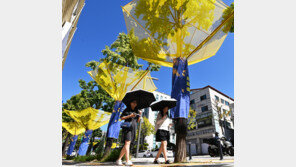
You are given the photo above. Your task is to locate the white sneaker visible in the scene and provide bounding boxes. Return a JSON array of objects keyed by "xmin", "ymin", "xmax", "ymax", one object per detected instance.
[
  {"xmin": 116, "ymin": 159, "xmax": 123, "ymax": 166},
  {"xmin": 125, "ymin": 160, "xmax": 133, "ymax": 166}
]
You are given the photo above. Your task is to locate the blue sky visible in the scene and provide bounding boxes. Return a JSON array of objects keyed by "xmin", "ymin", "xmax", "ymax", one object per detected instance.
[{"xmin": 62, "ymin": 0, "xmax": 234, "ymax": 131}]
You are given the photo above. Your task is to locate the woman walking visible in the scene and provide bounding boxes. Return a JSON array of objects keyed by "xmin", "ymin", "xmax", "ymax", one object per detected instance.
[
  {"xmin": 150, "ymin": 99, "xmax": 177, "ymax": 164},
  {"xmin": 116, "ymin": 99, "xmax": 141, "ymax": 166}
]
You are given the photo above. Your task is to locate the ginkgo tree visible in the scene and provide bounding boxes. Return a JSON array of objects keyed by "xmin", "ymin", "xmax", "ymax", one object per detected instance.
[
  {"xmin": 62, "ymin": 79, "xmax": 114, "ymax": 156},
  {"xmin": 88, "ymin": 60, "xmax": 158, "ymax": 159},
  {"xmin": 63, "ymin": 107, "xmax": 111, "ymax": 156},
  {"xmin": 86, "ymin": 32, "xmax": 161, "ymax": 158},
  {"xmin": 122, "ymin": 0, "xmax": 233, "ymax": 162}
]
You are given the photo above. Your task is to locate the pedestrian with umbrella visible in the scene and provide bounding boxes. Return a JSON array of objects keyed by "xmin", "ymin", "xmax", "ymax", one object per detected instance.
[
  {"xmin": 151, "ymin": 99, "xmax": 177, "ymax": 164},
  {"xmin": 116, "ymin": 89, "xmax": 156, "ymax": 166}
]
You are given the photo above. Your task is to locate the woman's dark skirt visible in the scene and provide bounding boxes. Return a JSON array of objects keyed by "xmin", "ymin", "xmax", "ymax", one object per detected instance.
[
  {"xmin": 122, "ymin": 128, "xmax": 133, "ymax": 142},
  {"xmin": 122, "ymin": 123, "xmax": 136, "ymax": 144},
  {"xmin": 156, "ymin": 129, "xmax": 170, "ymax": 142}
]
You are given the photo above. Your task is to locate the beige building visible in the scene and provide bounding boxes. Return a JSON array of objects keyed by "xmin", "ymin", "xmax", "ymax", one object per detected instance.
[
  {"xmin": 62, "ymin": 0, "xmax": 85, "ymax": 69},
  {"xmin": 187, "ymin": 85, "xmax": 234, "ymax": 155}
]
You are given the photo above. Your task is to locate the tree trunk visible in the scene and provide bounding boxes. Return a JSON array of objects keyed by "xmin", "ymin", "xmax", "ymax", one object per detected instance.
[
  {"xmin": 170, "ymin": 58, "xmax": 190, "ymax": 162},
  {"xmin": 62, "ymin": 132, "xmax": 71, "ymax": 156},
  {"xmin": 219, "ymin": 120, "xmax": 225, "ymax": 136},
  {"xmin": 174, "ymin": 118, "xmax": 187, "ymax": 163},
  {"xmin": 62, "ymin": 128, "xmax": 66, "ymax": 140},
  {"xmin": 102, "ymin": 101, "xmax": 124, "ymax": 158},
  {"xmin": 223, "ymin": 117, "xmax": 228, "ymax": 139},
  {"xmin": 102, "ymin": 137, "xmax": 114, "ymax": 159},
  {"xmin": 67, "ymin": 135, "xmax": 78, "ymax": 156},
  {"xmin": 78, "ymin": 130, "xmax": 93, "ymax": 156},
  {"xmin": 86, "ymin": 136, "xmax": 94, "ymax": 155}
]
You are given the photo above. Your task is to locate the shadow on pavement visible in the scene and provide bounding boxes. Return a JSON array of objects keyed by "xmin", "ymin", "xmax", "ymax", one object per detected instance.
[
  {"xmin": 62, "ymin": 159, "xmax": 233, "ymax": 167},
  {"xmin": 160, "ymin": 165, "xmax": 233, "ymax": 167},
  {"xmin": 62, "ymin": 160, "xmax": 80, "ymax": 166}
]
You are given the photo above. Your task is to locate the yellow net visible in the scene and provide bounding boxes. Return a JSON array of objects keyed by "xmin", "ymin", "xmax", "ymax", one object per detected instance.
[
  {"xmin": 88, "ymin": 61, "xmax": 157, "ymax": 101},
  {"xmin": 62, "ymin": 122, "xmax": 85, "ymax": 135},
  {"xmin": 63, "ymin": 107, "xmax": 111, "ymax": 130},
  {"xmin": 122, "ymin": 0, "xmax": 233, "ymax": 67},
  {"xmin": 111, "ymin": 142, "xmax": 117, "ymax": 149}
]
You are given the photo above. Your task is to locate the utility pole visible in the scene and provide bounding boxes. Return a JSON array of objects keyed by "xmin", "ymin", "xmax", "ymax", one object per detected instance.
[
  {"xmin": 136, "ymin": 117, "xmax": 143, "ymax": 158},
  {"xmin": 223, "ymin": 116, "xmax": 227, "ymax": 139},
  {"xmin": 188, "ymin": 142, "xmax": 192, "ymax": 160}
]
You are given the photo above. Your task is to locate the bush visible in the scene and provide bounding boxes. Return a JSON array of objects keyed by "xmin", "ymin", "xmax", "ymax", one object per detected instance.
[
  {"xmin": 100, "ymin": 148, "xmax": 121, "ymax": 162},
  {"xmin": 73, "ymin": 155, "xmax": 97, "ymax": 162},
  {"xmin": 94, "ymin": 139, "xmax": 105, "ymax": 157},
  {"xmin": 65, "ymin": 156, "xmax": 75, "ymax": 160},
  {"xmin": 100, "ymin": 148, "xmax": 131, "ymax": 162},
  {"xmin": 132, "ymin": 143, "xmax": 149, "ymax": 153},
  {"xmin": 140, "ymin": 143, "xmax": 149, "ymax": 151}
]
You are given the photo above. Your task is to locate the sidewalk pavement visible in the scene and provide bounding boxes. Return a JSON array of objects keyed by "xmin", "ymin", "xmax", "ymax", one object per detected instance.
[{"xmin": 63, "ymin": 155, "xmax": 234, "ymax": 167}]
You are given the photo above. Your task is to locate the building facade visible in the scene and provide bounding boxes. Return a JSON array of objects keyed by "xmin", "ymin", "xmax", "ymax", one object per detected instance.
[
  {"xmin": 142, "ymin": 91, "xmax": 176, "ymax": 150},
  {"xmin": 187, "ymin": 85, "xmax": 234, "ymax": 155},
  {"xmin": 62, "ymin": 0, "xmax": 85, "ymax": 69},
  {"xmin": 229, "ymin": 103, "xmax": 234, "ymax": 125}
]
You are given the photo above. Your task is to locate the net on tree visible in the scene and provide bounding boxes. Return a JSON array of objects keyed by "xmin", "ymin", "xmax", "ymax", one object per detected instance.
[
  {"xmin": 62, "ymin": 121, "xmax": 85, "ymax": 135},
  {"xmin": 63, "ymin": 107, "xmax": 111, "ymax": 130},
  {"xmin": 88, "ymin": 60, "xmax": 157, "ymax": 139},
  {"xmin": 88, "ymin": 60, "xmax": 157, "ymax": 101},
  {"xmin": 122, "ymin": 0, "xmax": 233, "ymax": 67}
]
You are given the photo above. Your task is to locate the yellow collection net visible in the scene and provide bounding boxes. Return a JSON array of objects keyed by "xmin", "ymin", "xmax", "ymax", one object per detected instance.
[
  {"xmin": 122, "ymin": 0, "xmax": 233, "ymax": 67},
  {"xmin": 88, "ymin": 61, "xmax": 157, "ymax": 101},
  {"xmin": 62, "ymin": 121, "xmax": 85, "ymax": 135},
  {"xmin": 63, "ymin": 107, "xmax": 111, "ymax": 130}
]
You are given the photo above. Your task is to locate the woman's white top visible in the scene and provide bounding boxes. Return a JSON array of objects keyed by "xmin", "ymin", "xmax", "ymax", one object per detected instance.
[
  {"xmin": 158, "ymin": 117, "xmax": 170, "ymax": 131},
  {"xmin": 155, "ymin": 113, "xmax": 171, "ymax": 131}
]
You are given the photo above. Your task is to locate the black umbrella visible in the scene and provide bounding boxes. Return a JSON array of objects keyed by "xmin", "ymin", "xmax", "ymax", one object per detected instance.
[
  {"xmin": 150, "ymin": 99, "xmax": 177, "ymax": 111},
  {"xmin": 122, "ymin": 89, "xmax": 156, "ymax": 110}
]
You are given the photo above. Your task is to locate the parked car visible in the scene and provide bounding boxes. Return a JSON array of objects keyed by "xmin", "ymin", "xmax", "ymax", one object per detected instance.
[
  {"xmin": 150, "ymin": 149, "xmax": 174, "ymax": 157},
  {"xmin": 137, "ymin": 150, "xmax": 152, "ymax": 158}
]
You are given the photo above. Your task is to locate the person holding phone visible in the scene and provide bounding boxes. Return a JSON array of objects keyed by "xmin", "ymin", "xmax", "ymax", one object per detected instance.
[{"xmin": 116, "ymin": 99, "xmax": 142, "ymax": 166}]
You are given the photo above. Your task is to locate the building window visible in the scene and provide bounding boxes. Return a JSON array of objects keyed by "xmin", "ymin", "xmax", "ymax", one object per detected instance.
[
  {"xmin": 215, "ymin": 95, "xmax": 219, "ymax": 102},
  {"xmin": 221, "ymin": 99, "xmax": 225, "ymax": 104},
  {"xmin": 200, "ymin": 94, "xmax": 207, "ymax": 101},
  {"xmin": 190, "ymin": 99, "xmax": 196, "ymax": 109},
  {"xmin": 197, "ymin": 118, "xmax": 212, "ymax": 128},
  {"xmin": 225, "ymin": 101, "xmax": 229, "ymax": 106},
  {"xmin": 201, "ymin": 106, "xmax": 208, "ymax": 112}
]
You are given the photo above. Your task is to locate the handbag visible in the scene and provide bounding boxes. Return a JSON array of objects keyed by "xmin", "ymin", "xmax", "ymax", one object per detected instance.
[{"xmin": 120, "ymin": 122, "xmax": 132, "ymax": 129}]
